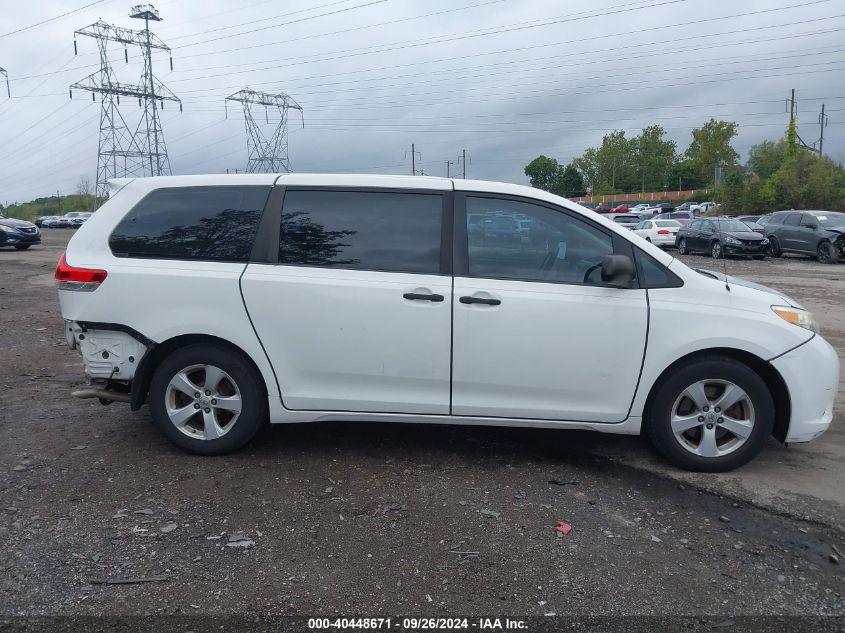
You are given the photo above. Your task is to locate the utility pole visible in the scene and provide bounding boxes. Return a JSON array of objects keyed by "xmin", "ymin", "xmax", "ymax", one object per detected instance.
[
  {"xmin": 458, "ymin": 148, "xmax": 470, "ymax": 179},
  {"xmin": 226, "ymin": 88, "xmax": 304, "ymax": 173},
  {"xmin": 445, "ymin": 160, "xmax": 455, "ymax": 177},
  {"xmin": 818, "ymin": 104, "xmax": 828, "ymax": 157},
  {"xmin": 70, "ymin": 4, "xmax": 181, "ymax": 199},
  {"xmin": 405, "ymin": 144, "xmax": 421, "ymax": 175},
  {"xmin": 786, "ymin": 89, "xmax": 819, "ymax": 155},
  {"xmin": 0, "ymin": 67, "xmax": 9, "ymax": 98}
]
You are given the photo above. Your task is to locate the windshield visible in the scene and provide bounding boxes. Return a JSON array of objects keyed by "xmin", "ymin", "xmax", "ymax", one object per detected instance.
[
  {"xmin": 815, "ymin": 213, "xmax": 845, "ymax": 227},
  {"xmin": 713, "ymin": 219, "xmax": 753, "ymax": 232}
]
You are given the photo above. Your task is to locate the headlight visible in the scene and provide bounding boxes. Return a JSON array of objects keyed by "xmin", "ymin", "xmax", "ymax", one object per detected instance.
[
  {"xmin": 724, "ymin": 236, "xmax": 741, "ymax": 245},
  {"xmin": 772, "ymin": 305, "xmax": 819, "ymax": 333},
  {"xmin": 0, "ymin": 224, "xmax": 18, "ymax": 233}
]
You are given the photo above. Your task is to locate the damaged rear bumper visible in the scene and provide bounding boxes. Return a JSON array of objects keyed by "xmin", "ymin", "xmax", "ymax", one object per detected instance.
[{"xmin": 64, "ymin": 320, "xmax": 152, "ymax": 384}]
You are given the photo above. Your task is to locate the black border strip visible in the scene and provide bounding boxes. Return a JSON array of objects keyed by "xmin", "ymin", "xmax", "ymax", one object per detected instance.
[{"xmin": 76, "ymin": 321, "xmax": 157, "ymax": 348}]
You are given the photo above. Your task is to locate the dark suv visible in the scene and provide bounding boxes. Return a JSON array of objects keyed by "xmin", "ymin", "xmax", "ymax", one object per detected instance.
[{"xmin": 765, "ymin": 210, "xmax": 845, "ymax": 264}]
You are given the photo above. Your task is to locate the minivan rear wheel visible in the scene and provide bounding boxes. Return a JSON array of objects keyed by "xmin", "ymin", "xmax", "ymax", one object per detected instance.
[
  {"xmin": 644, "ymin": 357, "xmax": 774, "ymax": 472},
  {"xmin": 148, "ymin": 344, "xmax": 267, "ymax": 455}
]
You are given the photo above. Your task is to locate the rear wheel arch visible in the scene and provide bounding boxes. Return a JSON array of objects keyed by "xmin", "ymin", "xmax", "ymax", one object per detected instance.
[
  {"xmin": 642, "ymin": 347, "xmax": 791, "ymax": 443},
  {"xmin": 131, "ymin": 334, "xmax": 269, "ymax": 411}
]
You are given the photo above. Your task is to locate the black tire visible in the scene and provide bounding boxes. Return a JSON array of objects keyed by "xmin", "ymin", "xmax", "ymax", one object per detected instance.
[
  {"xmin": 14, "ymin": 244, "xmax": 31, "ymax": 250},
  {"xmin": 645, "ymin": 237, "xmax": 652, "ymax": 242},
  {"xmin": 710, "ymin": 241, "xmax": 722, "ymax": 259},
  {"xmin": 644, "ymin": 357, "xmax": 775, "ymax": 472},
  {"xmin": 678, "ymin": 238, "xmax": 688, "ymax": 255},
  {"xmin": 148, "ymin": 343, "xmax": 267, "ymax": 455},
  {"xmin": 768, "ymin": 236, "xmax": 782, "ymax": 258},
  {"xmin": 817, "ymin": 241, "xmax": 836, "ymax": 264}
]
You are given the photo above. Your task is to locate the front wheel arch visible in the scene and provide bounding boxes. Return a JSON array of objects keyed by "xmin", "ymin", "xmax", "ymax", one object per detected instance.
[
  {"xmin": 131, "ymin": 334, "xmax": 269, "ymax": 411},
  {"xmin": 642, "ymin": 347, "xmax": 791, "ymax": 443}
]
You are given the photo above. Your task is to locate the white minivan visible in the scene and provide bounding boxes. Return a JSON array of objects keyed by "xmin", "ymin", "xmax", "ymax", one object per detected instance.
[{"xmin": 57, "ymin": 174, "xmax": 838, "ymax": 471}]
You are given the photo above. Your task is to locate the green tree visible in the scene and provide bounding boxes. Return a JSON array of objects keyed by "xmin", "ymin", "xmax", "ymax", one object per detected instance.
[
  {"xmin": 667, "ymin": 159, "xmax": 707, "ymax": 191},
  {"xmin": 747, "ymin": 140, "xmax": 787, "ymax": 180},
  {"xmin": 554, "ymin": 163, "xmax": 584, "ymax": 197},
  {"xmin": 684, "ymin": 119, "xmax": 740, "ymax": 186},
  {"xmin": 574, "ymin": 130, "xmax": 638, "ymax": 195},
  {"xmin": 633, "ymin": 125, "xmax": 676, "ymax": 192},
  {"xmin": 524, "ymin": 155, "xmax": 563, "ymax": 192}
]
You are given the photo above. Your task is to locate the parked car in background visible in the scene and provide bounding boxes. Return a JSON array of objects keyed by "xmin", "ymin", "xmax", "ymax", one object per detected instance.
[
  {"xmin": 676, "ymin": 218, "xmax": 768, "ymax": 259},
  {"xmin": 611, "ymin": 203, "xmax": 632, "ymax": 213},
  {"xmin": 606, "ymin": 213, "xmax": 641, "ymax": 229},
  {"xmin": 655, "ymin": 211, "xmax": 695, "ymax": 226},
  {"xmin": 676, "ymin": 202, "xmax": 699, "ymax": 212},
  {"xmin": 632, "ymin": 219, "xmax": 681, "ymax": 247},
  {"xmin": 35, "ymin": 215, "xmax": 56, "ymax": 227},
  {"xmin": 628, "ymin": 203, "xmax": 651, "ymax": 214},
  {"xmin": 698, "ymin": 202, "xmax": 719, "ymax": 214},
  {"xmin": 765, "ymin": 210, "xmax": 845, "ymax": 264},
  {"xmin": 65, "ymin": 211, "xmax": 93, "ymax": 228},
  {"xmin": 56, "ymin": 173, "xmax": 838, "ymax": 472},
  {"xmin": 736, "ymin": 214, "xmax": 772, "ymax": 227},
  {"xmin": 594, "ymin": 203, "xmax": 614, "ymax": 214},
  {"xmin": 740, "ymin": 221, "xmax": 766, "ymax": 236},
  {"xmin": 0, "ymin": 212, "xmax": 41, "ymax": 249}
]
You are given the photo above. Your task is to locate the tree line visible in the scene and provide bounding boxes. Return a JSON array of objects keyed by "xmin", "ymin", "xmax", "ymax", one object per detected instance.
[{"xmin": 524, "ymin": 118, "xmax": 845, "ymax": 212}]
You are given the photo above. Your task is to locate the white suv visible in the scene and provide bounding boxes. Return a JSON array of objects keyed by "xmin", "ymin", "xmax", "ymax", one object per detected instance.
[{"xmin": 57, "ymin": 174, "xmax": 838, "ymax": 471}]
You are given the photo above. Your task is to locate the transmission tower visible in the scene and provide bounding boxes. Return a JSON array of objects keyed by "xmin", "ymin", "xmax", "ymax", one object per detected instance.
[
  {"xmin": 225, "ymin": 88, "xmax": 304, "ymax": 173},
  {"xmin": 0, "ymin": 67, "xmax": 9, "ymax": 98},
  {"xmin": 70, "ymin": 4, "xmax": 180, "ymax": 198}
]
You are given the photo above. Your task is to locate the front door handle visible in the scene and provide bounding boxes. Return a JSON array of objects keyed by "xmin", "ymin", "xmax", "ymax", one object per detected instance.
[
  {"xmin": 459, "ymin": 296, "xmax": 501, "ymax": 306},
  {"xmin": 403, "ymin": 292, "xmax": 444, "ymax": 302}
]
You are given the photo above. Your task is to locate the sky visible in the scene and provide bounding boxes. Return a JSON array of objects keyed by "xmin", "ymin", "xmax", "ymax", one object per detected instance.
[{"xmin": 0, "ymin": 0, "xmax": 844, "ymax": 203}]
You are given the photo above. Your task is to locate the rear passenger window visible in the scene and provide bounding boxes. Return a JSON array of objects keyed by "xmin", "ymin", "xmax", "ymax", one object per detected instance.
[
  {"xmin": 784, "ymin": 213, "xmax": 801, "ymax": 227},
  {"xmin": 278, "ymin": 190, "xmax": 442, "ymax": 274},
  {"xmin": 109, "ymin": 186, "xmax": 270, "ymax": 261}
]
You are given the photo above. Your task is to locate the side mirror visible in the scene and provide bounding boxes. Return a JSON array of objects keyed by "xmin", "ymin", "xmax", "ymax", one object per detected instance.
[{"xmin": 601, "ymin": 254, "xmax": 636, "ymax": 287}]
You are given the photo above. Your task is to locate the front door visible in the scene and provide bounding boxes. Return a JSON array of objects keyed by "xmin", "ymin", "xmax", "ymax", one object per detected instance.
[
  {"xmin": 241, "ymin": 188, "xmax": 453, "ymax": 414},
  {"xmin": 451, "ymin": 193, "xmax": 648, "ymax": 423}
]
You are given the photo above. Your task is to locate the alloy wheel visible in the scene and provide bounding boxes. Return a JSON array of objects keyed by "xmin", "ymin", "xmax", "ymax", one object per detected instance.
[
  {"xmin": 818, "ymin": 241, "xmax": 834, "ymax": 264},
  {"xmin": 670, "ymin": 379, "xmax": 755, "ymax": 458},
  {"xmin": 164, "ymin": 364, "xmax": 242, "ymax": 440},
  {"xmin": 711, "ymin": 242, "xmax": 722, "ymax": 259}
]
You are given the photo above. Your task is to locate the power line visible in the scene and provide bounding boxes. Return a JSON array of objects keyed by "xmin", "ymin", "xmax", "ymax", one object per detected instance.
[{"xmin": 0, "ymin": 1, "xmax": 109, "ymax": 39}]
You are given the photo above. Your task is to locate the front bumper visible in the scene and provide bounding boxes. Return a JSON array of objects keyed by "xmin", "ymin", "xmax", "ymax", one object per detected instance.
[
  {"xmin": 723, "ymin": 241, "xmax": 767, "ymax": 256},
  {"xmin": 0, "ymin": 230, "xmax": 41, "ymax": 246},
  {"xmin": 770, "ymin": 333, "xmax": 839, "ymax": 443}
]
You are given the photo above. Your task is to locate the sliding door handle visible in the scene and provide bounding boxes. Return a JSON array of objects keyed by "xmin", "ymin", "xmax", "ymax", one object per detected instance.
[
  {"xmin": 403, "ymin": 292, "xmax": 445, "ymax": 302},
  {"xmin": 459, "ymin": 296, "xmax": 501, "ymax": 306}
]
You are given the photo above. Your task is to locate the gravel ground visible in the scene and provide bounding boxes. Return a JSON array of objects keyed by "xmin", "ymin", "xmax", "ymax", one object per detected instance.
[{"xmin": 1, "ymin": 232, "xmax": 843, "ymax": 619}]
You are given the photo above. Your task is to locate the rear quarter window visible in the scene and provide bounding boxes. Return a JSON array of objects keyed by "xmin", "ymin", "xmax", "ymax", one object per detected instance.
[{"xmin": 109, "ymin": 186, "xmax": 270, "ymax": 261}]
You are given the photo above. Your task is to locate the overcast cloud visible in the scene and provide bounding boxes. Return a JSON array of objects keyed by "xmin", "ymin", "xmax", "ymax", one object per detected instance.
[{"xmin": 1, "ymin": 0, "xmax": 843, "ymax": 203}]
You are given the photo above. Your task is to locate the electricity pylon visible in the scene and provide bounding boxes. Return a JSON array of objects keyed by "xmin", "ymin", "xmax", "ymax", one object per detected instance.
[
  {"xmin": 225, "ymin": 88, "xmax": 304, "ymax": 173},
  {"xmin": 0, "ymin": 67, "xmax": 9, "ymax": 98},
  {"xmin": 70, "ymin": 4, "xmax": 180, "ymax": 198}
]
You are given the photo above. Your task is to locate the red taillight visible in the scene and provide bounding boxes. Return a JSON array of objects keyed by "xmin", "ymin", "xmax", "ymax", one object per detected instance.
[
  {"xmin": 55, "ymin": 252, "xmax": 107, "ymax": 288},
  {"xmin": 657, "ymin": 229, "xmax": 670, "ymax": 235}
]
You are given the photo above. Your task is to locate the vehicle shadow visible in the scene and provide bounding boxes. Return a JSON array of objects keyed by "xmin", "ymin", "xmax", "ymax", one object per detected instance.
[{"xmin": 246, "ymin": 418, "xmax": 645, "ymax": 468}]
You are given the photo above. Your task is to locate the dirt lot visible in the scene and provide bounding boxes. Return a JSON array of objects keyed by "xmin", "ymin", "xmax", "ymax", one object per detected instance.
[{"xmin": 1, "ymin": 231, "xmax": 843, "ymax": 620}]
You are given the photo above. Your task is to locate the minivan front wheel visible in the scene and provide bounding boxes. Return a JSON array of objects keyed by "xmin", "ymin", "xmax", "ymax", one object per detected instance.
[
  {"xmin": 644, "ymin": 357, "xmax": 774, "ymax": 472},
  {"xmin": 149, "ymin": 344, "xmax": 267, "ymax": 455}
]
